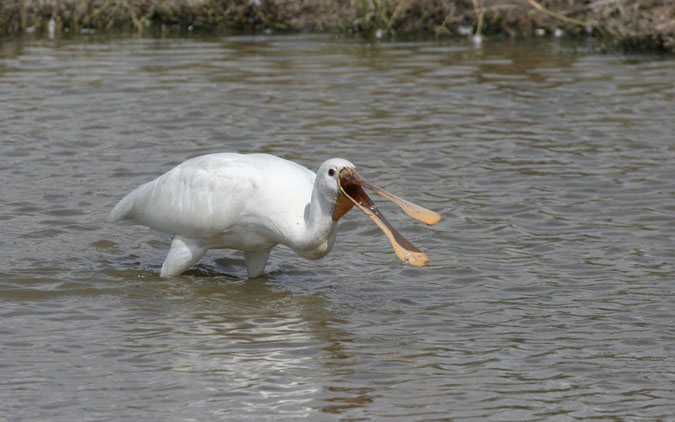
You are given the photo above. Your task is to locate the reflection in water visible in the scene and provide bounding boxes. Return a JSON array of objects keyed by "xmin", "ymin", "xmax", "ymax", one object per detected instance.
[
  {"xmin": 1, "ymin": 35, "xmax": 674, "ymax": 420},
  {"xmin": 119, "ymin": 275, "xmax": 368, "ymax": 417}
]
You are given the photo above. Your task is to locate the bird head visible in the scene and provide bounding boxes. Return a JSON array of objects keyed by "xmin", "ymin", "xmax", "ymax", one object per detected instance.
[{"xmin": 317, "ymin": 158, "xmax": 440, "ymax": 267}]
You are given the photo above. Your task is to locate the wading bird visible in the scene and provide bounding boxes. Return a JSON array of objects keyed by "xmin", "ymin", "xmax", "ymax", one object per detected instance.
[{"xmin": 108, "ymin": 153, "xmax": 440, "ymax": 278}]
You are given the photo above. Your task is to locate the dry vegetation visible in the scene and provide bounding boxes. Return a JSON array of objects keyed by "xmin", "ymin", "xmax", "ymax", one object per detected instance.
[{"xmin": 1, "ymin": 0, "xmax": 673, "ymax": 51}]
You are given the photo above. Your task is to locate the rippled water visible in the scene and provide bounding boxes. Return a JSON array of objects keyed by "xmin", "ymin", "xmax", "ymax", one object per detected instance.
[{"xmin": 1, "ymin": 34, "xmax": 674, "ymax": 420}]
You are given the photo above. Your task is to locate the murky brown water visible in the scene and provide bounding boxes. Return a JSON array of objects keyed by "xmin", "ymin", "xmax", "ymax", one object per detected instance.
[{"xmin": 1, "ymin": 34, "xmax": 674, "ymax": 420}]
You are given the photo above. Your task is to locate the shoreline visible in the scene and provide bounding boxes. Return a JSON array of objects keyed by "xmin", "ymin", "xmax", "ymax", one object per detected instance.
[{"xmin": 1, "ymin": 0, "xmax": 673, "ymax": 52}]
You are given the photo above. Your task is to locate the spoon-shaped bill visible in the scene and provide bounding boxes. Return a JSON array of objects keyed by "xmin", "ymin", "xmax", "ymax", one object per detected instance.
[
  {"xmin": 340, "ymin": 169, "xmax": 440, "ymax": 225},
  {"xmin": 338, "ymin": 170, "xmax": 430, "ymax": 267}
]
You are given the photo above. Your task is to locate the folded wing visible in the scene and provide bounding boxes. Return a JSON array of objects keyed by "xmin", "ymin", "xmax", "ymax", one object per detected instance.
[{"xmin": 107, "ymin": 155, "xmax": 262, "ymax": 239}]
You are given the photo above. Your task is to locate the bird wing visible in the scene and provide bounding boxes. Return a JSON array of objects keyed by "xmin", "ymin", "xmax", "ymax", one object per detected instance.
[{"xmin": 108, "ymin": 154, "xmax": 266, "ymax": 238}]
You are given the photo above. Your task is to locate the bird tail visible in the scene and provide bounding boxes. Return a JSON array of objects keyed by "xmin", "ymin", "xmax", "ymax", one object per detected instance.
[{"xmin": 107, "ymin": 191, "xmax": 136, "ymax": 223}]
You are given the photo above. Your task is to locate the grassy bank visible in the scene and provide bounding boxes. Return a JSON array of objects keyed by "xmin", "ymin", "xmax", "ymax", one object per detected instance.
[{"xmin": 1, "ymin": 0, "xmax": 673, "ymax": 51}]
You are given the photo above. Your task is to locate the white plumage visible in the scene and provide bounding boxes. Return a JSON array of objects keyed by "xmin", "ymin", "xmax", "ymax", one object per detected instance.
[{"xmin": 108, "ymin": 153, "xmax": 439, "ymax": 278}]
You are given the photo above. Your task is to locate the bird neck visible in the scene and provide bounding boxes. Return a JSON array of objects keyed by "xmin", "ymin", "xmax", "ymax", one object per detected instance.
[{"xmin": 290, "ymin": 186, "xmax": 338, "ymax": 260}]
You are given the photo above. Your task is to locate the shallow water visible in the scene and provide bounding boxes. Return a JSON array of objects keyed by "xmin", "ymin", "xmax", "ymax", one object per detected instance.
[{"xmin": 1, "ymin": 34, "xmax": 674, "ymax": 421}]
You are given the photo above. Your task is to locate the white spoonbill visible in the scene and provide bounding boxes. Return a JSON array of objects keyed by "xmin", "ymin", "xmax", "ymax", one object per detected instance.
[{"xmin": 108, "ymin": 153, "xmax": 440, "ymax": 278}]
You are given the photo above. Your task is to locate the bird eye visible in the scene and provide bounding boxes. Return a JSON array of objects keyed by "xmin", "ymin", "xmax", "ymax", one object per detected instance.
[{"xmin": 328, "ymin": 169, "xmax": 336, "ymax": 177}]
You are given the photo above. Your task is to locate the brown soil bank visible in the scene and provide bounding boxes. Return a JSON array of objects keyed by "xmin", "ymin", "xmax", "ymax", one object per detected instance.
[{"xmin": 1, "ymin": 0, "xmax": 673, "ymax": 52}]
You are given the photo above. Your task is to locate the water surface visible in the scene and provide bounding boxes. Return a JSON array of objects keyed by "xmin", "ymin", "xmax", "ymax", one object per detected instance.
[{"xmin": 1, "ymin": 34, "xmax": 674, "ymax": 420}]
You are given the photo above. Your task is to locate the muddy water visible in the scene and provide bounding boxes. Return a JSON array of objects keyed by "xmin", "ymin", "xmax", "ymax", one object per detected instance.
[{"xmin": 1, "ymin": 35, "xmax": 674, "ymax": 420}]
